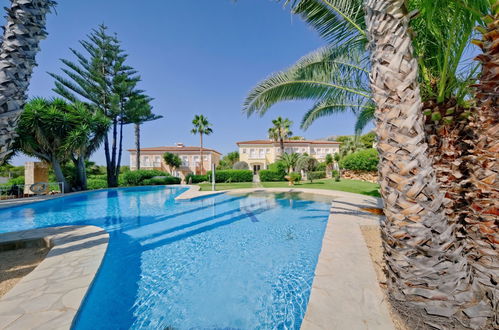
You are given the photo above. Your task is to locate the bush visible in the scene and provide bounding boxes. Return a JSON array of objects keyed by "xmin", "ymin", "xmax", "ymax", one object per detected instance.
[
  {"xmin": 185, "ymin": 174, "xmax": 209, "ymax": 184},
  {"xmin": 308, "ymin": 171, "xmax": 326, "ymax": 181},
  {"xmin": 315, "ymin": 162, "xmax": 327, "ymax": 171},
  {"xmin": 87, "ymin": 178, "xmax": 108, "ymax": 190},
  {"xmin": 88, "ymin": 174, "xmax": 107, "ymax": 181},
  {"xmin": 332, "ymin": 170, "xmax": 339, "ymax": 178},
  {"xmin": 288, "ymin": 172, "xmax": 302, "ymax": 182},
  {"xmin": 207, "ymin": 170, "xmax": 252, "ymax": 183},
  {"xmin": 232, "ymin": 161, "xmax": 249, "ymax": 170},
  {"xmin": 122, "ymin": 170, "xmax": 170, "ymax": 186},
  {"xmin": 7, "ymin": 176, "xmax": 24, "ymax": 185},
  {"xmin": 143, "ymin": 177, "xmax": 181, "ymax": 185},
  {"xmin": 268, "ymin": 161, "xmax": 287, "ymax": 175},
  {"xmin": 340, "ymin": 149, "xmax": 379, "ymax": 171},
  {"xmin": 259, "ymin": 170, "xmax": 285, "ymax": 182}
]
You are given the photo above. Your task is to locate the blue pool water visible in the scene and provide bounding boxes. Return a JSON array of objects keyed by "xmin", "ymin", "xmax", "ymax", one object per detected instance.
[{"xmin": 0, "ymin": 186, "xmax": 331, "ymax": 329}]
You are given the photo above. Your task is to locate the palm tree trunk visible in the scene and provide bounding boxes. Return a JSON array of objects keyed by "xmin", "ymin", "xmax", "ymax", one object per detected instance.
[
  {"xmin": 365, "ymin": 0, "xmax": 474, "ymax": 327},
  {"xmin": 135, "ymin": 123, "xmax": 141, "ymax": 170},
  {"xmin": 76, "ymin": 156, "xmax": 87, "ymax": 191},
  {"xmin": 0, "ymin": 0, "xmax": 56, "ymax": 164},
  {"xmin": 461, "ymin": 13, "xmax": 499, "ymax": 328},
  {"xmin": 115, "ymin": 118, "xmax": 124, "ymax": 180},
  {"xmin": 280, "ymin": 138, "xmax": 284, "ymax": 155},
  {"xmin": 199, "ymin": 133, "xmax": 204, "ymax": 174},
  {"xmin": 51, "ymin": 157, "xmax": 70, "ymax": 193}
]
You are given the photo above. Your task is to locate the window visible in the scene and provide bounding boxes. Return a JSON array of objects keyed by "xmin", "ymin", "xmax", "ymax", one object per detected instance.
[
  {"xmin": 266, "ymin": 148, "xmax": 270, "ymax": 154},
  {"xmin": 242, "ymin": 148, "xmax": 247, "ymax": 154},
  {"xmin": 182, "ymin": 156, "xmax": 189, "ymax": 166}
]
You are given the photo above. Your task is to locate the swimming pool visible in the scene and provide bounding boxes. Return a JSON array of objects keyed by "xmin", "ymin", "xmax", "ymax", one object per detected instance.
[{"xmin": 0, "ymin": 186, "xmax": 331, "ymax": 329}]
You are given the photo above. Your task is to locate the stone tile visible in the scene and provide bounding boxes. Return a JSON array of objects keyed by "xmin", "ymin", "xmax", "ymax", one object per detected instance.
[
  {"xmin": 0, "ymin": 314, "xmax": 21, "ymax": 329},
  {"xmin": 0, "ymin": 226, "xmax": 108, "ymax": 330}
]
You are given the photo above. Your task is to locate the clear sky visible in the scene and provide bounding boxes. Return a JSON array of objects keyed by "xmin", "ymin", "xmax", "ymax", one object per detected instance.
[{"xmin": 5, "ymin": 0, "xmax": 368, "ymax": 166}]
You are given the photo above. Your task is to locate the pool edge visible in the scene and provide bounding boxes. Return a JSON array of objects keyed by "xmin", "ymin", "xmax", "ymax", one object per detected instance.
[{"xmin": 0, "ymin": 225, "xmax": 109, "ymax": 330}]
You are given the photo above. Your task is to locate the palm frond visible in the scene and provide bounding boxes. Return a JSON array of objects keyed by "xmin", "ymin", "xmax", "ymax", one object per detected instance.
[
  {"xmin": 285, "ymin": 0, "xmax": 366, "ymax": 44},
  {"xmin": 301, "ymin": 98, "xmax": 374, "ymax": 129},
  {"xmin": 243, "ymin": 45, "xmax": 369, "ymax": 117},
  {"xmin": 354, "ymin": 105, "xmax": 375, "ymax": 133}
]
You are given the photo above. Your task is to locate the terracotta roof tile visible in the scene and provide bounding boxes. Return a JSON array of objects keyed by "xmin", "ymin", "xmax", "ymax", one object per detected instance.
[
  {"xmin": 127, "ymin": 146, "xmax": 222, "ymax": 154},
  {"xmin": 236, "ymin": 139, "xmax": 340, "ymax": 145}
]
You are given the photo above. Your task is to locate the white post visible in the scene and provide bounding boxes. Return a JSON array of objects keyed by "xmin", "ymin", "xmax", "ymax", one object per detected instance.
[{"xmin": 211, "ymin": 163, "xmax": 216, "ymax": 191}]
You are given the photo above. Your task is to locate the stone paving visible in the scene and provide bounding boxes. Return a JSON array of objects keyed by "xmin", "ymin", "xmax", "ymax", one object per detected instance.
[
  {"xmin": 0, "ymin": 226, "xmax": 109, "ymax": 330},
  {"xmin": 177, "ymin": 186, "xmax": 395, "ymax": 330}
]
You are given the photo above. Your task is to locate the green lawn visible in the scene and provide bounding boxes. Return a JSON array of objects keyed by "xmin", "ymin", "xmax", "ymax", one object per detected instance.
[{"xmin": 197, "ymin": 179, "xmax": 380, "ymax": 197}]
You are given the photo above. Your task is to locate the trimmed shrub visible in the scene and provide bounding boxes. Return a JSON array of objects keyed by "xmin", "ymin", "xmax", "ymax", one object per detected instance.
[
  {"xmin": 268, "ymin": 161, "xmax": 287, "ymax": 175},
  {"xmin": 122, "ymin": 170, "xmax": 170, "ymax": 186},
  {"xmin": 87, "ymin": 179, "xmax": 108, "ymax": 190},
  {"xmin": 143, "ymin": 177, "xmax": 181, "ymax": 185},
  {"xmin": 340, "ymin": 149, "xmax": 379, "ymax": 171},
  {"xmin": 186, "ymin": 174, "xmax": 209, "ymax": 184},
  {"xmin": 308, "ymin": 171, "xmax": 326, "ymax": 181},
  {"xmin": 207, "ymin": 170, "xmax": 253, "ymax": 183},
  {"xmin": 232, "ymin": 161, "xmax": 249, "ymax": 170},
  {"xmin": 259, "ymin": 170, "xmax": 285, "ymax": 182}
]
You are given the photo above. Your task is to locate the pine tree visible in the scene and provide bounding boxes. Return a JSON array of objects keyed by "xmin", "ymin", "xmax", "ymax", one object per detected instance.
[{"xmin": 49, "ymin": 25, "xmax": 152, "ymax": 187}]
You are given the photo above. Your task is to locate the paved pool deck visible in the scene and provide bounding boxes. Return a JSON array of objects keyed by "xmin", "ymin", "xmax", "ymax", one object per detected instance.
[
  {"xmin": 0, "ymin": 185, "xmax": 394, "ymax": 329},
  {"xmin": 0, "ymin": 226, "xmax": 109, "ymax": 330}
]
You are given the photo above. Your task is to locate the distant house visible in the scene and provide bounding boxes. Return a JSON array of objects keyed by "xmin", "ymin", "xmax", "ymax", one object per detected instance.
[
  {"xmin": 237, "ymin": 139, "xmax": 340, "ymax": 174},
  {"xmin": 128, "ymin": 143, "xmax": 221, "ymax": 179}
]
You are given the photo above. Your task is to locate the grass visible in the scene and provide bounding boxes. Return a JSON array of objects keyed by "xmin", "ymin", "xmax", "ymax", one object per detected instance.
[{"xmin": 197, "ymin": 178, "xmax": 380, "ymax": 197}]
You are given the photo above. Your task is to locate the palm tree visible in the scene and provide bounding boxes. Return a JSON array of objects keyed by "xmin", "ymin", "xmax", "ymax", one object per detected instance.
[
  {"xmin": 63, "ymin": 102, "xmax": 110, "ymax": 190},
  {"xmin": 365, "ymin": 1, "xmax": 478, "ymax": 327},
  {"xmin": 191, "ymin": 115, "xmax": 213, "ymax": 174},
  {"xmin": 338, "ymin": 136, "xmax": 364, "ymax": 157},
  {"xmin": 268, "ymin": 117, "xmax": 293, "ymax": 154},
  {"xmin": 162, "ymin": 152, "xmax": 182, "ymax": 175},
  {"xmin": 0, "ymin": 0, "xmax": 56, "ymax": 164},
  {"xmin": 278, "ymin": 153, "xmax": 302, "ymax": 173},
  {"xmin": 126, "ymin": 94, "xmax": 162, "ymax": 170},
  {"xmin": 463, "ymin": 6, "xmax": 498, "ymax": 327}
]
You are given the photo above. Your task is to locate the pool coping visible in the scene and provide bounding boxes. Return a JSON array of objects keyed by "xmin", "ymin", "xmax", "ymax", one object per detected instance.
[
  {"xmin": 177, "ymin": 185, "xmax": 395, "ymax": 329},
  {"xmin": 0, "ymin": 226, "xmax": 109, "ymax": 330}
]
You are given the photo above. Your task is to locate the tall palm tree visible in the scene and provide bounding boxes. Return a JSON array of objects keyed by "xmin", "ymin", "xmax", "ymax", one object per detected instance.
[
  {"xmin": 0, "ymin": 0, "xmax": 56, "ymax": 164},
  {"xmin": 464, "ymin": 6, "xmax": 498, "ymax": 327},
  {"xmin": 365, "ymin": 1, "xmax": 482, "ymax": 327},
  {"xmin": 191, "ymin": 115, "xmax": 213, "ymax": 174},
  {"xmin": 268, "ymin": 117, "xmax": 293, "ymax": 154}
]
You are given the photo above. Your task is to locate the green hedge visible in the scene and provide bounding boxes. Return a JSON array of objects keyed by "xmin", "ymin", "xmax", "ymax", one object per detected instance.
[
  {"xmin": 259, "ymin": 170, "xmax": 285, "ymax": 182},
  {"xmin": 340, "ymin": 149, "xmax": 379, "ymax": 171},
  {"xmin": 122, "ymin": 170, "xmax": 170, "ymax": 186},
  {"xmin": 308, "ymin": 171, "xmax": 326, "ymax": 180},
  {"xmin": 207, "ymin": 170, "xmax": 253, "ymax": 183},
  {"xmin": 143, "ymin": 177, "xmax": 181, "ymax": 185},
  {"xmin": 185, "ymin": 174, "xmax": 209, "ymax": 184},
  {"xmin": 87, "ymin": 178, "xmax": 108, "ymax": 190}
]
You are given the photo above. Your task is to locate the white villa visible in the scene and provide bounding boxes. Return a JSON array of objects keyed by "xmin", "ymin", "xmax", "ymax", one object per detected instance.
[
  {"xmin": 128, "ymin": 143, "xmax": 221, "ymax": 179},
  {"xmin": 237, "ymin": 139, "xmax": 340, "ymax": 174}
]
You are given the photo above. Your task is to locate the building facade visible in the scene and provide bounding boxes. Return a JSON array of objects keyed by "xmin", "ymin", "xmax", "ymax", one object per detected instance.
[
  {"xmin": 128, "ymin": 143, "xmax": 221, "ymax": 180},
  {"xmin": 237, "ymin": 140, "xmax": 340, "ymax": 173}
]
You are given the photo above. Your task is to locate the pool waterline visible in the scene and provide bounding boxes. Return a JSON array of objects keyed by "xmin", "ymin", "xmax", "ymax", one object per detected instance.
[{"xmin": 0, "ymin": 186, "xmax": 333, "ymax": 329}]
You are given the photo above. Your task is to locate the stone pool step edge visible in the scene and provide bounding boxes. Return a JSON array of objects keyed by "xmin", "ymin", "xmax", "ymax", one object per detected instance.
[{"xmin": 0, "ymin": 226, "xmax": 109, "ymax": 330}]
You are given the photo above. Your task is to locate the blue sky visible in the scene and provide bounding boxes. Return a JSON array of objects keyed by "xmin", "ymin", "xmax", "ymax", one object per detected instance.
[{"xmin": 6, "ymin": 0, "xmax": 367, "ymax": 165}]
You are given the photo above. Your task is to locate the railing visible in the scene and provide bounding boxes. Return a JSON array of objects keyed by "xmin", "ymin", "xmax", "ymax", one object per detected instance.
[{"xmin": 0, "ymin": 182, "xmax": 64, "ymax": 200}]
